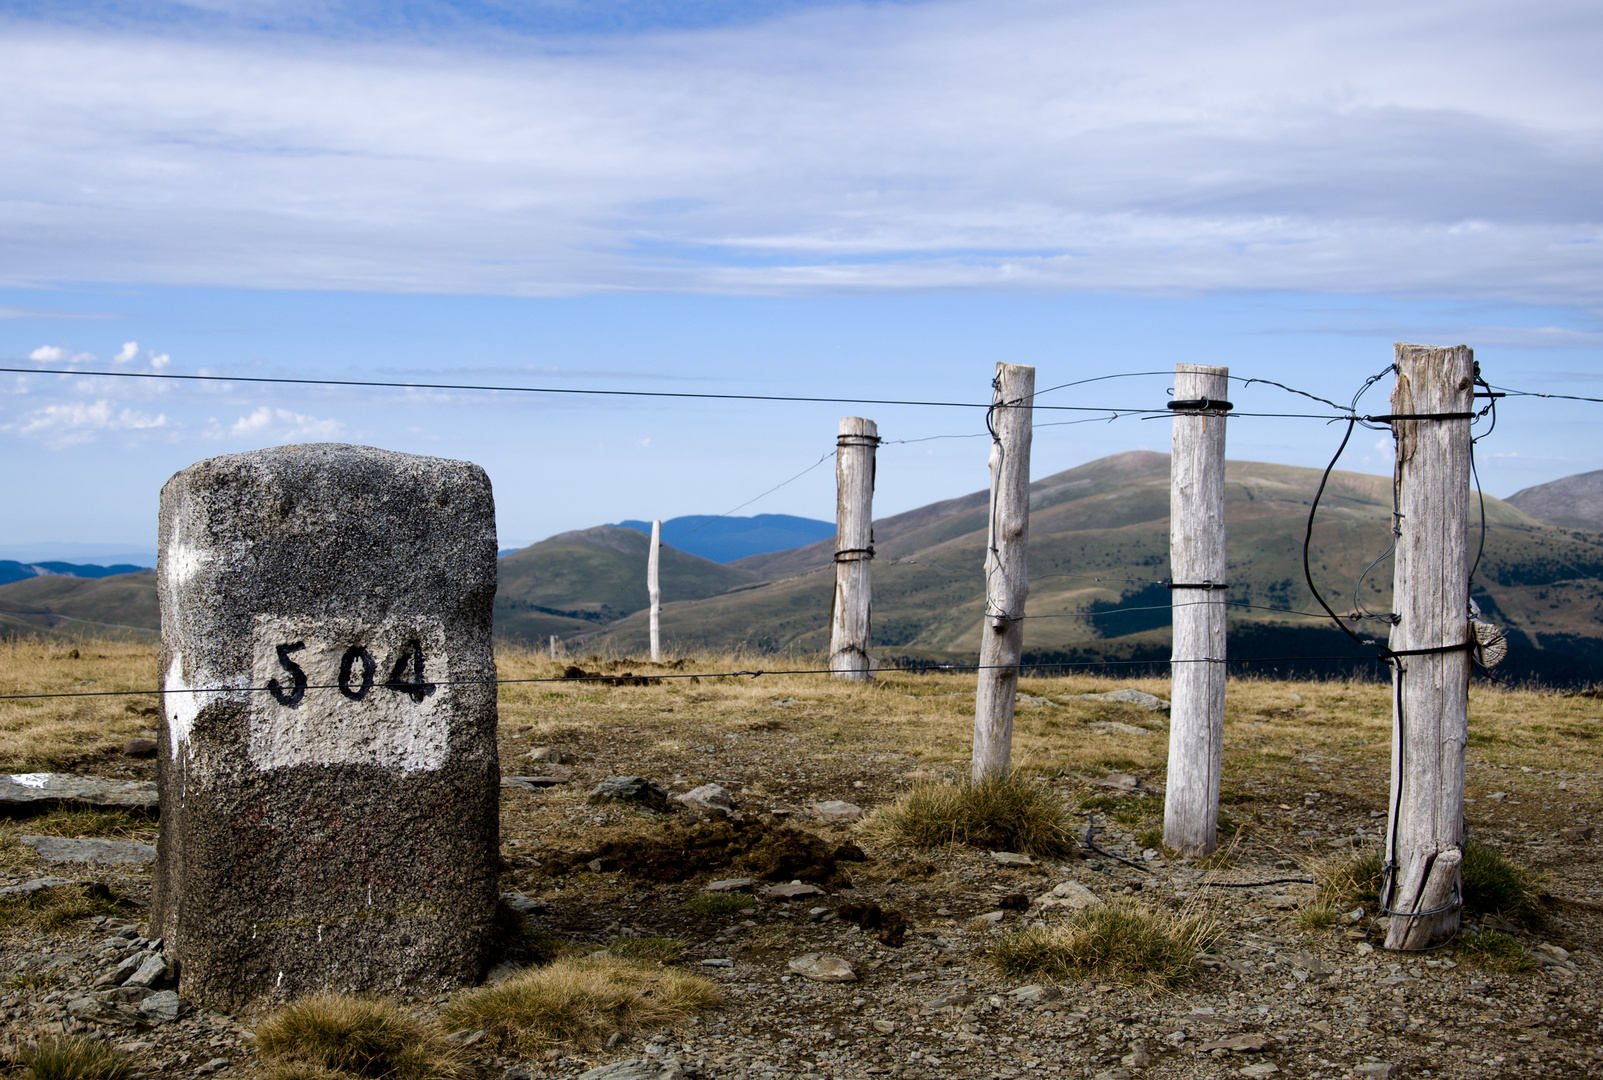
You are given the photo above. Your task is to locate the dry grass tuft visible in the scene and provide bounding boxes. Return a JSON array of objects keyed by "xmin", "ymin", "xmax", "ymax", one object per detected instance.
[
  {"xmin": 684, "ymin": 892, "xmax": 754, "ymax": 916},
  {"xmin": 0, "ymin": 883, "xmax": 118, "ymax": 931},
  {"xmin": 988, "ymin": 903, "xmax": 1219, "ymax": 988},
  {"xmin": 608, "ymin": 936, "xmax": 685, "ymax": 962},
  {"xmin": 441, "ymin": 954, "xmax": 723, "ymax": 1052},
  {"xmin": 1453, "ymin": 930, "xmax": 1538, "ymax": 974},
  {"xmin": 1296, "ymin": 904, "xmax": 1339, "ymax": 932},
  {"xmin": 18, "ymin": 1034, "xmax": 134, "ymax": 1080},
  {"xmin": 862, "ymin": 770, "xmax": 1075, "ymax": 857},
  {"xmin": 253, "ymin": 994, "xmax": 465, "ymax": 1080}
]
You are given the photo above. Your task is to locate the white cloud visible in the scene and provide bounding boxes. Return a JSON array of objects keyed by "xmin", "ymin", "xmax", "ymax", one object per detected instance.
[
  {"xmin": 230, "ymin": 406, "xmax": 343, "ymax": 441},
  {"xmin": 9, "ymin": 399, "xmax": 168, "ymax": 446},
  {"xmin": 29, "ymin": 345, "xmax": 66, "ymax": 362},
  {"xmin": 0, "ymin": 1, "xmax": 1598, "ymax": 301},
  {"xmin": 149, "ymin": 352, "xmax": 170, "ymax": 369},
  {"xmin": 114, "ymin": 341, "xmax": 138, "ymax": 362}
]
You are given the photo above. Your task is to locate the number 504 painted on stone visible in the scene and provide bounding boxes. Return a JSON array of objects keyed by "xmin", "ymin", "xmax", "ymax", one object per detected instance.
[
  {"xmin": 266, "ymin": 640, "xmax": 437, "ymax": 706},
  {"xmin": 248, "ymin": 618, "xmax": 452, "ymax": 772}
]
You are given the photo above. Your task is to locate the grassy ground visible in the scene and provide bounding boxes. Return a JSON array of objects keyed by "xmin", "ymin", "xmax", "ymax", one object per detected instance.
[{"xmin": 2, "ymin": 638, "xmax": 1601, "ymax": 1079}]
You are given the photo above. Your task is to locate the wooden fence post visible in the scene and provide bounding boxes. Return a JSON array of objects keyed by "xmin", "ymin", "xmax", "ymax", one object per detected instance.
[
  {"xmin": 830, "ymin": 418, "xmax": 878, "ymax": 681},
  {"xmin": 972, "ymin": 364, "xmax": 1034, "ymax": 780},
  {"xmin": 549, "ymin": 634, "xmax": 557, "ymax": 661},
  {"xmin": 1384, "ymin": 343, "xmax": 1474, "ymax": 951},
  {"xmin": 648, "ymin": 519, "xmax": 662, "ymax": 663},
  {"xmin": 1163, "ymin": 365, "xmax": 1230, "ymax": 854}
]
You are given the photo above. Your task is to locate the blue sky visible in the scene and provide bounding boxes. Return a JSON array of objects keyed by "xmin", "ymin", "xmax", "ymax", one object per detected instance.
[{"xmin": 2, "ymin": 0, "xmax": 1600, "ymax": 558}]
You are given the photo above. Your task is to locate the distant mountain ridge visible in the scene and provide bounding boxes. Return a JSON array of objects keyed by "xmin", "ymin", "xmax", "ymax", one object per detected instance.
[
  {"xmin": 610, "ymin": 514, "xmax": 835, "ymax": 563},
  {"xmin": 0, "ymin": 561, "xmax": 150, "ymax": 587},
  {"xmin": 1507, "ymin": 469, "xmax": 1603, "ymax": 531}
]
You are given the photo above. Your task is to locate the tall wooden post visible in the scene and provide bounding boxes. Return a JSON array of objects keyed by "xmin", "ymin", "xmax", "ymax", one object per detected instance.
[
  {"xmin": 648, "ymin": 519, "xmax": 662, "ymax": 662},
  {"xmin": 1163, "ymin": 364, "xmax": 1230, "ymax": 855},
  {"xmin": 1384, "ymin": 343, "xmax": 1474, "ymax": 951},
  {"xmin": 829, "ymin": 418, "xmax": 878, "ymax": 681},
  {"xmin": 972, "ymin": 364, "xmax": 1034, "ymax": 780}
]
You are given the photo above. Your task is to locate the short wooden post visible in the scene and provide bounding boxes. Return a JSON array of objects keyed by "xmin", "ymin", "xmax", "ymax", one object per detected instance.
[
  {"xmin": 1163, "ymin": 364, "xmax": 1230, "ymax": 855},
  {"xmin": 648, "ymin": 519, "xmax": 662, "ymax": 662},
  {"xmin": 830, "ymin": 418, "xmax": 879, "ymax": 680},
  {"xmin": 1383, "ymin": 343, "xmax": 1474, "ymax": 951},
  {"xmin": 972, "ymin": 364, "xmax": 1034, "ymax": 780},
  {"xmin": 549, "ymin": 634, "xmax": 557, "ymax": 660}
]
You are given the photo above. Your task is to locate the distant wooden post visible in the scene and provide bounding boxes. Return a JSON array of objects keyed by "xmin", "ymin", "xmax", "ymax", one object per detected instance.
[
  {"xmin": 1384, "ymin": 343, "xmax": 1474, "ymax": 951},
  {"xmin": 549, "ymin": 634, "xmax": 557, "ymax": 661},
  {"xmin": 648, "ymin": 519, "xmax": 662, "ymax": 662},
  {"xmin": 830, "ymin": 418, "xmax": 879, "ymax": 680},
  {"xmin": 1163, "ymin": 364, "xmax": 1230, "ymax": 855},
  {"xmin": 972, "ymin": 364, "xmax": 1034, "ymax": 780}
]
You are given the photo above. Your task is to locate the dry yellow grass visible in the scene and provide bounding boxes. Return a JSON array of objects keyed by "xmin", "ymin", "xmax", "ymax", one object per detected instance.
[
  {"xmin": 254, "ymin": 994, "xmax": 466, "ymax": 1080},
  {"xmin": 440, "ymin": 954, "xmax": 723, "ymax": 1052},
  {"xmin": 0, "ymin": 638, "xmax": 160, "ymax": 771}
]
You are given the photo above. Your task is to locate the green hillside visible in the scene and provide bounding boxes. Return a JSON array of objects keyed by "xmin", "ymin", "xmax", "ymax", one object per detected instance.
[
  {"xmin": 0, "ymin": 570, "xmax": 161, "ymax": 640},
  {"xmin": 493, "ymin": 525, "xmax": 758, "ymax": 643},
  {"xmin": 592, "ymin": 451, "xmax": 1603, "ymax": 682}
]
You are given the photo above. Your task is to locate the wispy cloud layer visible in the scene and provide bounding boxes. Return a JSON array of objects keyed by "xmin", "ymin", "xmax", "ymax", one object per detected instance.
[{"xmin": 1, "ymin": 0, "xmax": 1599, "ymax": 301}]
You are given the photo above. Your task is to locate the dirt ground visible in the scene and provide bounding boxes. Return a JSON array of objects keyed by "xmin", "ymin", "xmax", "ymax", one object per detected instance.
[{"xmin": 2, "ymin": 643, "xmax": 1602, "ymax": 1079}]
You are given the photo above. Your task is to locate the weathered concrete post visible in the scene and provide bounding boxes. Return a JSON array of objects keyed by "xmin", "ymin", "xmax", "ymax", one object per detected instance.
[
  {"xmin": 1384, "ymin": 344, "xmax": 1474, "ymax": 951},
  {"xmin": 972, "ymin": 364, "xmax": 1034, "ymax": 780},
  {"xmin": 829, "ymin": 417, "xmax": 878, "ymax": 681},
  {"xmin": 1163, "ymin": 364, "xmax": 1230, "ymax": 856},
  {"xmin": 649, "ymin": 519, "xmax": 662, "ymax": 662},
  {"xmin": 153, "ymin": 444, "xmax": 500, "ymax": 1006}
]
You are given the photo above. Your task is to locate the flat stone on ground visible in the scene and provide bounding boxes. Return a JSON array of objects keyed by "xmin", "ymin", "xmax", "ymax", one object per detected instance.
[
  {"xmin": 1074, "ymin": 688, "xmax": 1171, "ymax": 712},
  {"xmin": 0, "ymin": 773, "xmax": 158, "ymax": 811},
  {"xmin": 0, "ymin": 876, "xmax": 75, "ymax": 898},
  {"xmin": 811, "ymin": 800, "xmax": 863, "ymax": 821},
  {"xmin": 577, "ymin": 1059, "xmax": 689, "ymax": 1080},
  {"xmin": 1351, "ymin": 1065, "xmax": 1398, "ymax": 1079},
  {"xmin": 1089, "ymin": 721, "xmax": 1154, "ymax": 737},
  {"xmin": 991, "ymin": 851, "xmax": 1035, "ymax": 866},
  {"xmin": 765, "ymin": 881, "xmax": 825, "ymax": 900},
  {"xmin": 788, "ymin": 953, "xmax": 856, "ymax": 982},
  {"xmin": 705, "ymin": 877, "xmax": 755, "ymax": 892},
  {"xmin": 19, "ymin": 836, "xmax": 156, "ymax": 864}
]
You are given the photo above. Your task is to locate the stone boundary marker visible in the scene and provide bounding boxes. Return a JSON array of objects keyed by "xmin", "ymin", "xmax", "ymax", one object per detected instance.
[{"xmin": 153, "ymin": 443, "xmax": 500, "ymax": 1007}]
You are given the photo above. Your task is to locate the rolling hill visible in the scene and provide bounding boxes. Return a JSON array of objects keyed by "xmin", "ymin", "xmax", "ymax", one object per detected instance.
[
  {"xmin": 1507, "ymin": 469, "xmax": 1603, "ymax": 531},
  {"xmin": 586, "ymin": 451, "xmax": 1603, "ymax": 684},
  {"xmin": 0, "ymin": 570, "xmax": 160, "ymax": 640}
]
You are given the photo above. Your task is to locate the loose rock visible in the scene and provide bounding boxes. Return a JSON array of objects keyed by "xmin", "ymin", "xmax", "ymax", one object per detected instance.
[
  {"xmin": 675, "ymin": 783, "xmax": 736, "ymax": 819},
  {"xmin": 1351, "ymin": 1065, "xmax": 1399, "ymax": 1079},
  {"xmin": 1074, "ymin": 688, "xmax": 1170, "ymax": 712},
  {"xmin": 589, "ymin": 776, "xmax": 671, "ymax": 812},
  {"xmin": 704, "ymin": 878, "xmax": 755, "ymax": 892},
  {"xmin": 787, "ymin": 953, "xmax": 856, "ymax": 982},
  {"xmin": 1037, "ymin": 880, "xmax": 1102, "ymax": 910},
  {"xmin": 991, "ymin": 851, "xmax": 1035, "ymax": 866},
  {"xmin": 122, "ymin": 738, "xmax": 158, "ymax": 758},
  {"xmin": 811, "ymin": 800, "xmax": 863, "ymax": 822},
  {"xmin": 138, "ymin": 989, "xmax": 182, "ymax": 1021}
]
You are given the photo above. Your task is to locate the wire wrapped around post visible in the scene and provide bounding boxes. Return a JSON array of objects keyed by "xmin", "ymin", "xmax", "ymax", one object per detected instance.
[
  {"xmin": 829, "ymin": 418, "xmax": 879, "ymax": 681},
  {"xmin": 1164, "ymin": 364, "xmax": 1230, "ymax": 855}
]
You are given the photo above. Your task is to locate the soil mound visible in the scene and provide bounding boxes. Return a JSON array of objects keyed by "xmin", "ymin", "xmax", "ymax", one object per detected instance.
[{"xmin": 547, "ymin": 818, "xmax": 868, "ymax": 885}]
